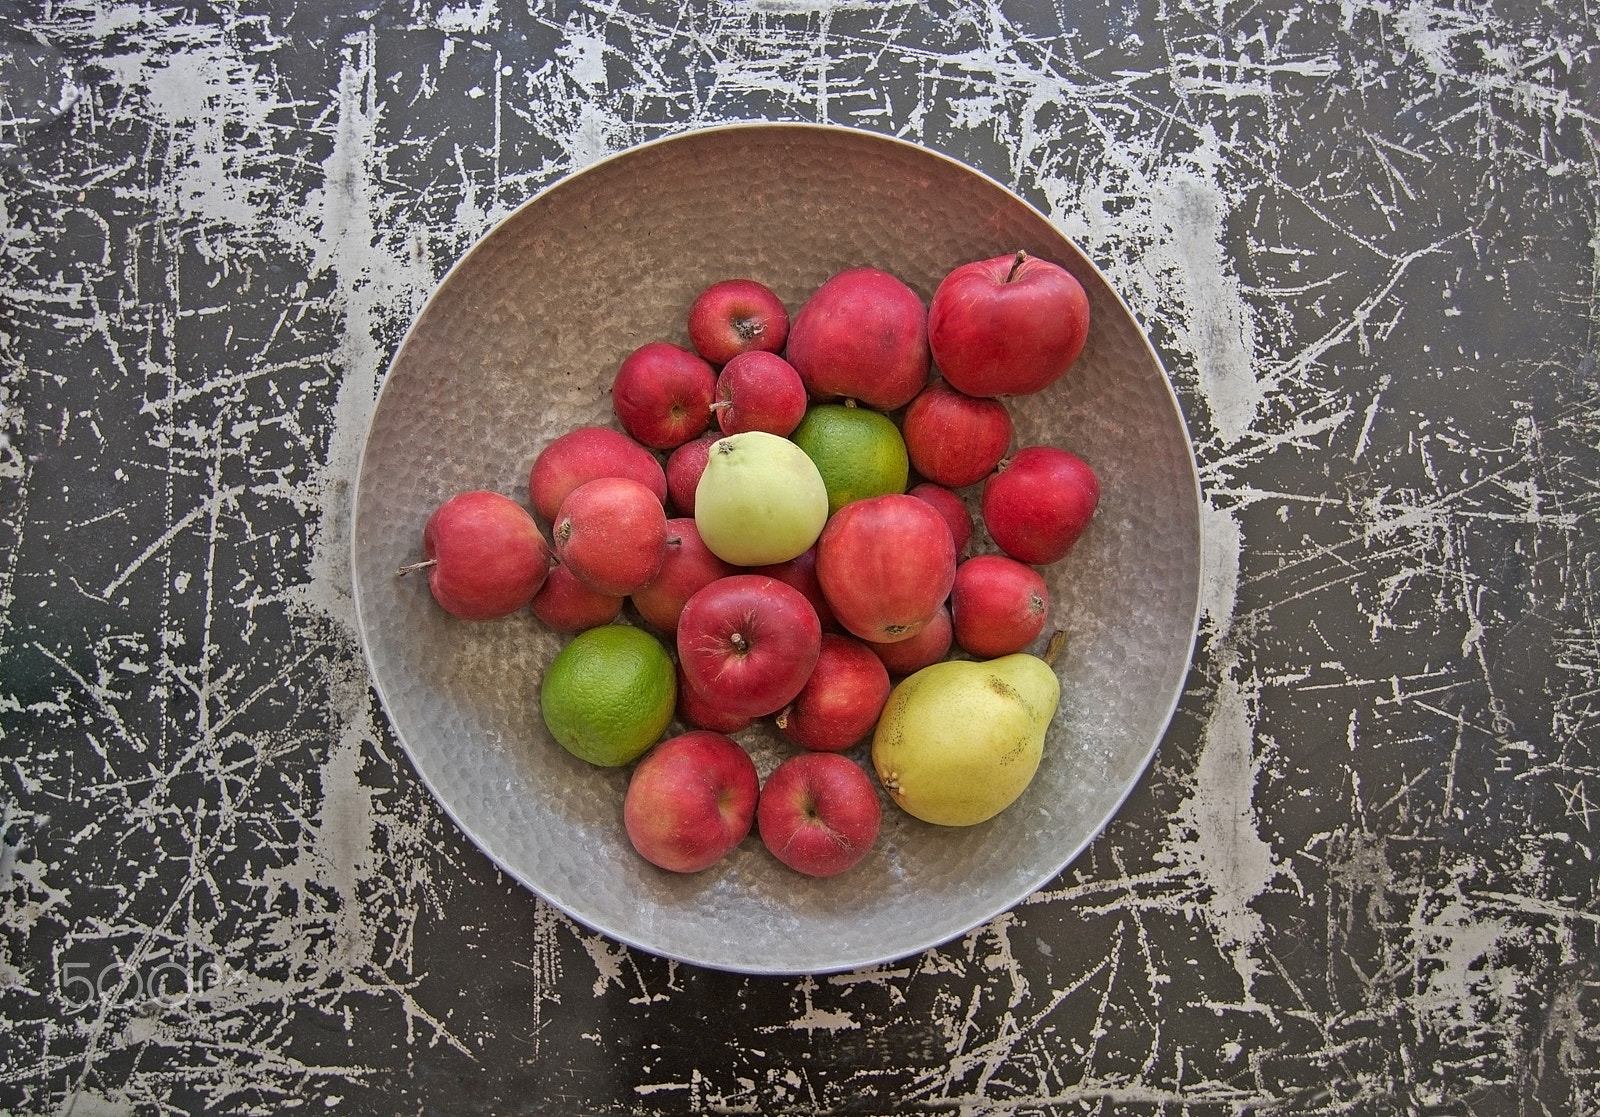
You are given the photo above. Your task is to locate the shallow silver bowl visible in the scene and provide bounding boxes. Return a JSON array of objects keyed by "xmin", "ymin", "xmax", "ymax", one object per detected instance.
[{"xmin": 351, "ymin": 123, "xmax": 1201, "ymax": 975}]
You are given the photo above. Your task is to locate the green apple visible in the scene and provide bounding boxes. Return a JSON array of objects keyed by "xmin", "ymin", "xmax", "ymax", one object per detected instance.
[{"xmin": 695, "ymin": 431, "xmax": 829, "ymax": 566}]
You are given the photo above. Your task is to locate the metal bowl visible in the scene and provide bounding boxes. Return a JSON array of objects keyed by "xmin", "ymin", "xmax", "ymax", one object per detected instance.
[{"xmin": 351, "ymin": 123, "xmax": 1201, "ymax": 975}]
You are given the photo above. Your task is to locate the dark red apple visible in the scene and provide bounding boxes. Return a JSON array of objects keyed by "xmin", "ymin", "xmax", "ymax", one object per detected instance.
[
  {"xmin": 712, "ymin": 350, "xmax": 807, "ymax": 437},
  {"xmin": 553, "ymin": 476, "xmax": 669, "ymax": 596},
  {"xmin": 927, "ymin": 250, "xmax": 1091, "ymax": 398},
  {"xmin": 529, "ymin": 425, "xmax": 667, "ymax": 524},
  {"xmin": 674, "ymin": 661, "xmax": 752, "ymax": 734},
  {"xmin": 814, "ymin": 494, "xmax": 956, "ymax": 643},
  {"xmin": 624, "ymin": 731, "xmax": 759, "ymax": 873},
  {"xmin": 631, "ymin": 518, "xmax": 737, "ymax": 635},
  {"xmin": 866, "ymin": 604, "xmax": 952, "ymax": 676},
  {"xmin": 531, "ymin": 563, "xmax": 623, "ymax": 632},
  {"xmin": 676, "ymin": 575, "xmax": 822, "ymax": 719},
  {"xmin": 950, "ymin": 553, "xmax": 1049, "ymax": 658},
  {"xmin": 611, "ymin": 340, "xmax": 717, "ymax": 450},
  {"xmin": 784, "ymin": 267, "xmax": 930, "ymax": 410},
  {"xmin": 665, "ymin": 431, "xmax": 719, "ymax": 517},
  {"xmin": 902, "ymin": 382, "xmax": 1014, "ymax": 487},
  {"xmin": 757, "ymin": 753, "xmax": 881, "ymax": 877},
  {"xmin": 908, "ymin": 482, "xmax": 973, "ymax": 557},
  {"xmin": 981, "ymin": 446, "xmax": 1100, "ymax": 565},
  {"xmin": 687, "ymin": 278, "xmax": 789, "ymax": 365},
  {"xmin": 775, "ymin": 634, "xmax": 891, "ymax": 752},
  {"xmin": 751, "ymin": 545, "xmax": 837, "ymax": 632},
  {"xmin": 404, "ymin": 490, "xmax": 551, "ymax": 620}
]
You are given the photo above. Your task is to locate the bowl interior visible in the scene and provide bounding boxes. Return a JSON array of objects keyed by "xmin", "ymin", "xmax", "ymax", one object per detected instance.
[{"xmin": 352, "ymin": 123, "xmax": 1201, "ymax": 974}]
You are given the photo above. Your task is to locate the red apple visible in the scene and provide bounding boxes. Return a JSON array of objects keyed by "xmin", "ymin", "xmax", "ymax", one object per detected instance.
[
  {"xmin": 624, "ymin": 731, "xmax": 759, "ymax": 873},
  {"xmin": 815, "ymin": 494, "xmax": 956, "ymax": 643},
  {"xmin": 775, "ymin": 634, "xmax": 891, "ymax": 752},
  {"xmin": 908, "ymin": 482, "xmax": 973, "ymax": 557},
  {"xmin": 675, "ymin": 660, "xmax": 752, "ymax": 734},
  {"xmin": 676, "ymin": 575, "xmax": 822, "ymax": 719},
  {"xmin": 927, "ymin": 250, "xmax": 1091, "ymax": 398},
  {"xmin": 611, "ymin": 340, "xmax": 717, "ymax": 450},
  {"xmin": 751, "ymin": 545, "xmax": 837, "ymax": 632},
  {"xmin": 687, "ymin": 278, "xmax": 789, "ymax": 365},
  {"xmin": 950, "ymin": 553, "xmax": 1049, "ymax": 657},
  {"xmin": 981, "ymin": 446, "xmax": 1100, "ymax": 565},
  {"xmin": 531, "ymin": 563, "xmax": 624, "ymax": 632},
  {"xmin": 553, "ymin": 476, "xmax": 669, "ymax": 596},
  {"xmin": 757, "ymin": 753, "xmax": 881, "ymax": 877},
  {"xmin": 529, "ymin": 425, "xmax": 667, "ymax": 524},
  {"xmin": 866, "ymin": 603, "xmax": 952, "ymax": 676},
  {"xmin": 405, "ymin": 490, "xmax": 552, "ymax": 620},
  {"xmin": 665, "ymin": 431, "xmax": 719, "ymax": 517},
  {"xmin": 902, "ymin": 382, "xmax": 1014, "ymax": 487},
  {"xmin": 712, "ymin": 350, "xmax": 807, "ymax": 437},
  {"xmin": 630, "ymin": 518, "xmax": 737, "ymax": 635},
  {"xmin": 784, "ymin": 267, "xmax": 930, "ymax": 410}
]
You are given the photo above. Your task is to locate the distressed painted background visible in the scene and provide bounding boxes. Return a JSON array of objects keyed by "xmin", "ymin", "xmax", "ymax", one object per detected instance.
[{"xmin": 2, "ymin": 1, "xmax": 1598, "ymax": 1114}]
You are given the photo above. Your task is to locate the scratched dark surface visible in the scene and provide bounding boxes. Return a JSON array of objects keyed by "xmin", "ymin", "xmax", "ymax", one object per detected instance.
[{"xmin": 2, "ymin": 2, "xmax": 1598, "ymax": 1114}]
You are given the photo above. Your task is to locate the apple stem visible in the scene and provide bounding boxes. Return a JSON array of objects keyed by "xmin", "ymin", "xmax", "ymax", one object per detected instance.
[
  {"xmin": 396, "ymin": 558, "xmax": 438, "ymax": 577},
  {"xmin": 1043, "ymin": 629, "xmax": 1067, "ymax": 666},
  {"xmin": 709, "ymin": 400, "xmax": 732, "ymax": 412},
  {"xmin": 729, "ymin": 632, "xmax": 750, "ymax": 654},
  {"xmin": 1006, "ymin": 250, "xmax": 1028, "ymax": 283}
]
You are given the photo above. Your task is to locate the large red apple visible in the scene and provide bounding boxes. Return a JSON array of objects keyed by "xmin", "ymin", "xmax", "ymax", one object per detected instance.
[
  {"xmin": 814, "ymin": 494, "xmax": 956, "ymax": 643},
  {"xmin": 612, "ymin": 340, "xmax": 717, "ymax": 450},
  {"xmin": 757, "ymin": 753, "xmax": 881, "ymax": 877},
  {"xmin": 775, "ymin": 633, "xmax": 892, "ymax": 752},
  {"xmin": 927, "ymin": 250, "xmax": 1090, "ymax": 398},
  {"xmin": 553, "ymin": 476, "xmax": 669, "ymax": 596},
  {"xmin": 528, "ymin": 425, "xmax": 667, "ymax": 524},
  {"xmin": 687, "ymin": 278, "xmax": 789, "ymax": 365},
  {"xmin": 630, "ymin": 518, "xmax": 737, "ymax": 635},
  {"xmin": 901, "ymin": 382, "xmax": 1014, "ymax": 487},
  {"xmin": 981, "ymin": 446, "xmax": 1100, "ymax": 565},
  {"xmin": 784, "ymin": 267, "xmax": 930, "ymax": 410},
  {"xmin": 624, "ymin": 731, "xmax": 759, "ymax": 873},
  {"xmin": 676, "ymin": 575, "xmax": 822, "ymax": 719},
  {"xmin": 406, "ymin": 490, "xmax": 551, "ymax": 620},
  {"xmin": 712, "ymin": 350, "xmax": 807, "ymax": 437},
  {"xmin": 950, "ymin": 553, "xmax": 1049, "ymax": 657}
]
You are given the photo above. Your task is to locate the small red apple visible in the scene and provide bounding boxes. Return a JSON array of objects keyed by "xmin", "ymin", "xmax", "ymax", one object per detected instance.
[
  {"xmin": 815, "ymin": 494, "xmax": 956, "ymax": 643},
  {"xmin": 866, "ymin": 603, "xmax": 952, "ymax": 677},
  {"xmin": 712, "ymin": 350, "xmax": 807, "ymax": 437},
  {"xmin": 981, "ymin": 446, "xmax": 1100, "ymax": 565},
  {"xmin": 531, "ymin": 563, "xmax": 624, "ymax": 632},
  {"xmin": 757, "ymin": 753, "xmax": 881, "ymax": 877},
  {"xmin": 611, "ymin": 340, "xmax": 718, "ymax": 450},
  {"xmin": 775, "ymin": 633, "xmax": 891, "ymax": 752},
  {"xmin": 529, "ymin": 425, "xmax": 667, "ymax": 524},
  {"xmin": 665, "ymin": 431, "xmax": 719, "ymax": 517},
  {"xmin": 630, "ymin": 518, "xmax": 737, "ymax": 635},
  {"xmin": 750, "ymin": 545, "xmax": 837, "ymax": 632},
  {"xmin": 927, "ymin": 250, "xmax": 1091, "ymax": 398},
  {"xmin": 687, "ymin": 278, "xmax": 789, "ymax": 365},
  {"xmin": 677, "ymin": 575, "xmax": 822, "ymax": 719},
  {"xmin": 674, "ymin": 661, "xmax": 752, "ymax": 734},
  {"xmin": 553, "ymin": 476, "xmax": 669, "ymax": 596},
  {"xmin": 624, "ymin": 731, "xmax": 759, "ymax": 873},
  {"xmin": 784, "ymin": 267, "xmax": 930, "ymax": 410},
  {"xmin": 902, "ymin": 382, "xmax": 1014, "ymax": 487},
  {"xmin": 950, "ymin": 553, "xmax": 1049, "ymax": 658},
  {"xmin": 403, "ymin": 490, "xmax": 552, "ymax": 621},
  {"xmin": 907, "ymin": 482, "xmax": 973, "ymax": 557}
]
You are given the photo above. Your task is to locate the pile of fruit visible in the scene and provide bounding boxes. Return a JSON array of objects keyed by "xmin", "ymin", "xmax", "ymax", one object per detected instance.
[{"xmin": 401, "ymin": 252, "xmax": 1101, "ymax": 880}]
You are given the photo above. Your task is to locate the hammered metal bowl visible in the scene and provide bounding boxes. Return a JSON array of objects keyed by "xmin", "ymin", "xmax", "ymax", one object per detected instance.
[{"xmin": 351, "ymin": 123, "xmax": 1201, "ymax": 975}]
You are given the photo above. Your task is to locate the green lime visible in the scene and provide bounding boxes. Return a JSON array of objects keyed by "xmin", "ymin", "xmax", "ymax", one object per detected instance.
[
  {"xmin": 540, "ymin": 624, "xmax": 676, "ymax": 766},
  {"xmin": 789, "ymin": 402, "xmax": 909, "ymax": 516}
]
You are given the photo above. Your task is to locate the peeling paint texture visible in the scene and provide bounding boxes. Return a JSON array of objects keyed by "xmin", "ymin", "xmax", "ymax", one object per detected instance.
[{"xmin": 2, "ymin": 1, "xmax": 1598, "ymax": 1114}]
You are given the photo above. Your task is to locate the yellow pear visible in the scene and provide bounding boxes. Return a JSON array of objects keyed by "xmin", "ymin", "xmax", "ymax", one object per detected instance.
[{"xmin": 870, "ymin": 652, "xmax": 1061, "ymax": 826}]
